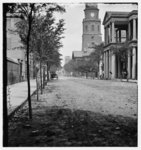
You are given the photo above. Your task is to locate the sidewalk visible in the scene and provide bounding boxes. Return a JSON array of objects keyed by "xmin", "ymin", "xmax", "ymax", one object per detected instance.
[
  {"xmin": 113, "ymin": 78, "xmax": 137, "ymax": 83},
  {"xmin": 7, "ymin": 79, "xmax": 36, "ymax": 115},
  {"xmin": 70, "ymin": 76, "xmax": 137, "ymax": 83}
]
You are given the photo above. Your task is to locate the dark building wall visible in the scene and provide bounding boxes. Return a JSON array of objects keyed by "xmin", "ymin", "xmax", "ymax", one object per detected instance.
[{"xmin": 7, "ymin": 60, "xmax": 20, "ymax": 85}]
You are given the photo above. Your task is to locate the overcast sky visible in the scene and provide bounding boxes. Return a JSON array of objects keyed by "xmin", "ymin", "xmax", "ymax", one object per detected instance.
[{"xmin": 54, "ymin": 3, "xmax": 137, "ymax": 66}]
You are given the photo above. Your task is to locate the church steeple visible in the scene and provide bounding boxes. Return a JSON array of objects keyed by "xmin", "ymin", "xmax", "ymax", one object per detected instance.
[
  {"xmin": 82, "ymin": 3, "xmax": 102, "ymax": 52},
  {"xmin": 84, "ymin": 3, "xmax": 99, "ymax": 20}
]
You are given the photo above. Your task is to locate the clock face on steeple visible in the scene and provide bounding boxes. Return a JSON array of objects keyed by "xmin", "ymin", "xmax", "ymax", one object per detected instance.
[{"xmin": 90, "ymin": 12, "xmax": 95, "ymax": 17}]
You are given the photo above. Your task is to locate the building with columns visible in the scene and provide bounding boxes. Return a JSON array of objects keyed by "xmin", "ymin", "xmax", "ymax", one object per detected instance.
[{"xmin": 103, "ymin": 10, "xmax": 138, "ymax": 80}]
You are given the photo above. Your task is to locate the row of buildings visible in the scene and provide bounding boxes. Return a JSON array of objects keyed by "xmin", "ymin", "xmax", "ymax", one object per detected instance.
[
  {"xmin": 71, "ymin": 3, "xmax": 138, "ymax": 80},
  {"xmin": 7, "ymin": 14, "xmax": 34, "ymax": 85}
]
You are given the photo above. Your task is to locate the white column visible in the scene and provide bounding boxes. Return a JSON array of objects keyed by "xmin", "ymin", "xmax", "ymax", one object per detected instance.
[
  {"xmin": 112, "ymin": 22, "xmax": 115, "ymax": 43},
  {"xmin": 109, "ymin": 50, "xmax": 111, "ymax": 72},
  {"xmin": 109, "ymin": 50, "xmax": 111, "ymax": 79},
  {"xmin": 105, "ymin": 52, "xmax": 107, "ymax": 78},
  {"xmin": 104, "ymin": 52, "xmax": 106, "ymax": 78},
  {"xmin": 111, "ymin": 53, "xmax": 116, "ymax": 79},
  {"xmin": 105, "ymin": 51, "xmax": 107, "ymax": 78},
  {"xmin": 107, "ymin": 51, "xmax": 109, "ymax": 78},
  {"xmin": 132, "ymin": 47, "xmax": 136, "ymax": 79},
  {"xmin": 117, "ymin": 56, "xmax": 121, "ymax": 78},
  {"xmin": 128, "ymin": 50, "xmax": 131, "ymax": 79},
  {"xmin": 133, "ymin": 19, "xmax": 136, "ymax": 40}
]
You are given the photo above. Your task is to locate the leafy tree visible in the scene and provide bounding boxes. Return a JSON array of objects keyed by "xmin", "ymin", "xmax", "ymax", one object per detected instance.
[
  {"xmin": 89, "ymin": 42, "xmax": 104, "ymax": 75},
  {"xmin": 3, "ymin": 3, "xmax": 65, "ymax": 146},
  {"xmin": 64, "ymin": 59, "xmax": 78, "ymax": 73},
  {"xmin": 30, "ymin": 10, "xmax": 65, "ymax": 89},
  {"xmin": 8, "ymin": 3, "xmax": 65, "ymax": 118},
  {"xmin": 9, "ymin": 3, "xmax": 37, "ymax": 119},
  {"xmin": 64, "ymin": 43, "xmax": 104, "ymax": 78}
]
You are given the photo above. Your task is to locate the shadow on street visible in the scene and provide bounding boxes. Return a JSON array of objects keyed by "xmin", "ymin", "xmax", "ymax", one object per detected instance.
[{"xmin": 8, "ymin": 95, "xmax": 137, "ymax": 146}]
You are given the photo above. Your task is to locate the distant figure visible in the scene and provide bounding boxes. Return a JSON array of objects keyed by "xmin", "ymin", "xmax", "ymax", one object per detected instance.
[
  {"xmin": 122, "ymin": 70, "xmax": 127, "ymax": 79},
  {"xmin": 109, "ymin": 71, "xmax": 112, "ymax": 79},
  {"xmin": 100, "ymin": 71, "xmax": 104, "ymax": 79},
  {"xmin": 125, "ymin": 70, "xmax": 128, "ymax": 78}
]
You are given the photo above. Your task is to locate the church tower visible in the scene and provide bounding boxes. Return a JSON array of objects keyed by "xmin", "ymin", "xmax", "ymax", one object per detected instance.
[{"xmin": 82, "ymin": 3, "xmax": 102, "ymax": 52}]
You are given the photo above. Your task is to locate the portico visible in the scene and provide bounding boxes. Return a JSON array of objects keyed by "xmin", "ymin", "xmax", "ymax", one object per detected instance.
[{"xmin": 103, "ymin": 10, "xmax": 138, "ymax": 80}]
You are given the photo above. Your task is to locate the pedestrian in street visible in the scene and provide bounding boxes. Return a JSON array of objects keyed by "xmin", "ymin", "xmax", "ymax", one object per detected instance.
[{"xmin": 109, "ymin": 71, "xmax": 112, "ymax": 79}]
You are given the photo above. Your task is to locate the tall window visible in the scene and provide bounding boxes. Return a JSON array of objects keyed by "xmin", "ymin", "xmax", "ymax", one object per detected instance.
[
  {"xmin": 98, "ymin": 25, "xmax": 100, "ymax": 32},
  {"xmin": 91, "ymin": 42, "xmax": 95, "ymax": 47},
  {"xmin": 91, "ymin": 25, "xmax": 94, "ymax": 31},
  {"xmin": 85, "ymin": 25, "xmax": 88, "ymax": 32}
]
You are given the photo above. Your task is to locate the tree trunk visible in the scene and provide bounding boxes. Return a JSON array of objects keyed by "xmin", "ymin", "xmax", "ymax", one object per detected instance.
[
  {"xmin": 40, "ymin": 60, "xmax": 43, "ymax": 94},
  {"xmin": 43, "ymin": 67, "xmax": 45, "ymax": 89},
  {"xmin": 47, "ymin": 62, "xmax": 50, "ymax": 81},
  {"xmin": 126, "ymin": 63, "xmax": 129, "ymax": 82},
  {"xmin": 46, "ymin": 63, "xmax": 48, "ymax": 85},
  {"xmin": 26, "ymin": 16, "xmax": 32, "ymax": 119},
  {"xmin": 98, "ymin": 61, "xmax": 100, "ymax": 79},
  {"xmin": 3, "ymin": 4, "xmax": 8, "ymax": 146},
  {"xmin": 36, "ymin": 68, "xmax": 39, "ymax": 101}
]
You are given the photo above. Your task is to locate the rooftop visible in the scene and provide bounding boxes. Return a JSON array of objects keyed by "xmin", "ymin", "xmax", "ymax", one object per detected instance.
[
  {"xmin": 72, "ymin": 50, "xmax": 94, "ymax": 59},
  {"xmin": 103, "ymin": 10, "xmax": 138, "ymax": 25}
]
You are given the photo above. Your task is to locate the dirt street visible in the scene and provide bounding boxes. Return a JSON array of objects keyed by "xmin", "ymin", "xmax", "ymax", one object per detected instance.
[
  {"xmin": 44, "ymin": 77, "xmax": 137, "ymax": 118},
  {"xmin": 8, "ymin": 77, "xmax": 138, "ymax": 146}
]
